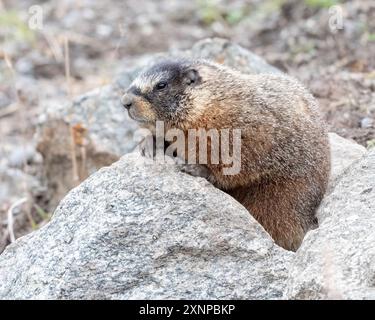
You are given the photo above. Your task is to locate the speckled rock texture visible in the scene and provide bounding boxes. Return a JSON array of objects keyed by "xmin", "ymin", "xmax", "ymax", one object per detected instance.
[
  {"xmin": 187, "ymin": 38, "xmax": 282, "ymax": 75},
  {"xmin": 0, "ymin": 153, "xmax": 293, "ymax": 299},
  {"xmin": 328, "ymin": 132, "xmax": 366, "ymax": 184},
  {"xmin": 285, "ymin": 149, "xmax": 375, "ymax": 299}
]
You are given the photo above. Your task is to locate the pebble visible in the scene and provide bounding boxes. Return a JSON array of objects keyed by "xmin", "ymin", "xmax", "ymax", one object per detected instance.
[{"xmin": 360, "ymin": 117, "xmax": 374, "ymax": 128}]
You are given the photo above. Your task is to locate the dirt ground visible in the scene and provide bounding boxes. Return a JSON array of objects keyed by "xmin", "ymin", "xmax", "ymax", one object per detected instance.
[{"xmin": 0, "ymin": 0, "xmax": 374, "ymax": 251}]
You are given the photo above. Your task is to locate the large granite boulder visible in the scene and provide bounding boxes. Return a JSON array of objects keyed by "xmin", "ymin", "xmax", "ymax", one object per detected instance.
[
  {"xmin": 285, "ymin": 149, "xmax": 375, "ymax": 299},
  {"xmin": 0, "ymin": 153, "xmax": 293, "ymax": 299}
]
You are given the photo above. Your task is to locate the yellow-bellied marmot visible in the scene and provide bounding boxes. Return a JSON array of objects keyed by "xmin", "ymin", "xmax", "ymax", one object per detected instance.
[{"xmin": 121, "ymin": 59, "xmax": 330, "ymax": 251}]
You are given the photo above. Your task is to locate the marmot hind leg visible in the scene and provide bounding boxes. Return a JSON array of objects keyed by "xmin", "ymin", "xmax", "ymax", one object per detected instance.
[{"xmin": 228, "ymin": 176, "xmax": 321, "ymax": 251}]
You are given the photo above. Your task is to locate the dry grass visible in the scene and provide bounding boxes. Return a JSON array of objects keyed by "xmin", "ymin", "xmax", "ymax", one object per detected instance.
[{"xmin": 7, "ymin": 197, "xmax": 27, "ymax": 243}]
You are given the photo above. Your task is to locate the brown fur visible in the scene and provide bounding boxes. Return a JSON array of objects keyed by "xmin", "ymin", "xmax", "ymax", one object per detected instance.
[{"xmin": 123, "ymin": 60, "xmax": 331, "ymax": 251}]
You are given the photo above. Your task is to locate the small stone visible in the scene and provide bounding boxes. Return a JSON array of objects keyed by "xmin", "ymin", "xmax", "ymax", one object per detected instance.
[
  {"xmin": 15, "ymin": 58, "xmax": 33, "ymax": 75},
  {"xmin": 7, "ymin": 145, "xmax": 37, "ymax": 168},
  {"xmin": 360, "ymin": 117, "xmax": 374, "ymax": 128},
  {"xmin": 0, "ymin": 92, "xmax": 11, "ymax": 109},
  {"xmin": 96, "ymin": 24, "xmax": 113, "ymax": 37}
]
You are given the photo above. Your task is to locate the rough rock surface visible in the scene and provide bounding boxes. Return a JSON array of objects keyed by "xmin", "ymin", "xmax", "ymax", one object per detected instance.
[
  {"xmin": 36, "ymin": 84, "xmax": 139, "ymax": 211},
  {"xmin": 285, "ymin": 149, "xmax": 375, "ymax": 300},
  {"xmin": 328, "ymin": 132, "xmax": 367, "ymax": 183},
  {"xmin": 0, "ymin": 152, "xmax": 293, "ymax": 300},
  {"xmin": 39, "ymin": 84, "xmax": 139, "ymax": 158},
  {"xmin": 36, "ymin": 119, "xmax": 119, "ymax": 210},
  {"xmin": 187, "ymin": 38, "xmax": 282, "ymax": 75}
]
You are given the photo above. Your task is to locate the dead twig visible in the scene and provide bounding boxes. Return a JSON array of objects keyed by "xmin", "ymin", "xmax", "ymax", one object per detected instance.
[
  {"xmin": 63, "ymin": 37, "xmax": 80, "ymax": 184},
  {"xmin": 7, "ymin": 197, "xmax": 28, "ymax": 243},
  {"xmin": 69, "ymin": 126, "xmax": 80, "ymax": 184},
  {"xmin": 64, "ymin": 36, "xmax": 72, "ymax": 99},
  {"xmin": 62, "ymin": 31, "xmax": 102, "ymax": 48},
  {"xmin": 42, "ymin": 31, "xmax": 64, "ymax": 62},
  {"xmin": 0, "ymin": 103, "xmax": 19, "ymax": 118}
]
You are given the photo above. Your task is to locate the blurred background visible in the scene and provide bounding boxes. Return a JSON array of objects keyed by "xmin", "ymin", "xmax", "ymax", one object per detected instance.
[{"xmin": 0, "ymin": 0, "xmax": 374, "ymax": 250}]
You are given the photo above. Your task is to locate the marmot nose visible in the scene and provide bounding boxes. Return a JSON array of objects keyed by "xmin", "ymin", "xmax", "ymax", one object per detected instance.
[{"xmin": 121, "ymin": 94, "xmax": 133, "ymax": 110}]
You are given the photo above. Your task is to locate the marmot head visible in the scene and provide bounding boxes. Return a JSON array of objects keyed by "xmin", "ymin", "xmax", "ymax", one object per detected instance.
[{"xmin": 121, "ymin": 59, "xmax": 202, "ymax": 124}]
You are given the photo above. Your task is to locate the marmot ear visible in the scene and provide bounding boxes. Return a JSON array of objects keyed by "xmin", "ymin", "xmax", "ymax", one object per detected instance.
[{"xmin": 184, "ymin": 69, "xmax": 199, "ymax": 85}]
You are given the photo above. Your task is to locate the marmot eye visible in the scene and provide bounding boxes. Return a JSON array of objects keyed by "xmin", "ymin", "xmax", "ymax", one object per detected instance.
[{"xmin": 155, "ymin": 81, "xmax": 167, "ymax": 90}]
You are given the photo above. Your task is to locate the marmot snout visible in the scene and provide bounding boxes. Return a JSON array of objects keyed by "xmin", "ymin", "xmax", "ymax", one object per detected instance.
[{"xmin": 121, "ymin": 59, "xmax": 331, "ymax": 251}]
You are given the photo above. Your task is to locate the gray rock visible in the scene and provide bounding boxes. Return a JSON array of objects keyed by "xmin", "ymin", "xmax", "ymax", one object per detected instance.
[
  {"xmin": 39, "ymin": 84, "xmax": 140, "ymax": 158},
  {"xmin": 328, "ymin": 132, "xmax": 367, "ymax": 184},
  {"xmin": 7, "ymin": 145, "xmax": 39, "ymax": 168},
  {"xmin": 285, "ymin": 149, "xmax": 375, "ymax": 299},
  {"xmin": 37, "ymin": 84, "xmax": 140, "ymax": 211},
  {"xmin": 187, "ymin": 38, "xmax": 282, "ymax": 75},
  {"xmin": 360, "ymin": 117, "xmax": 374, "ymax": 129},
  {"xmin": 0, "ymin": 152, "xmax": 293, "ymax": 300}
]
